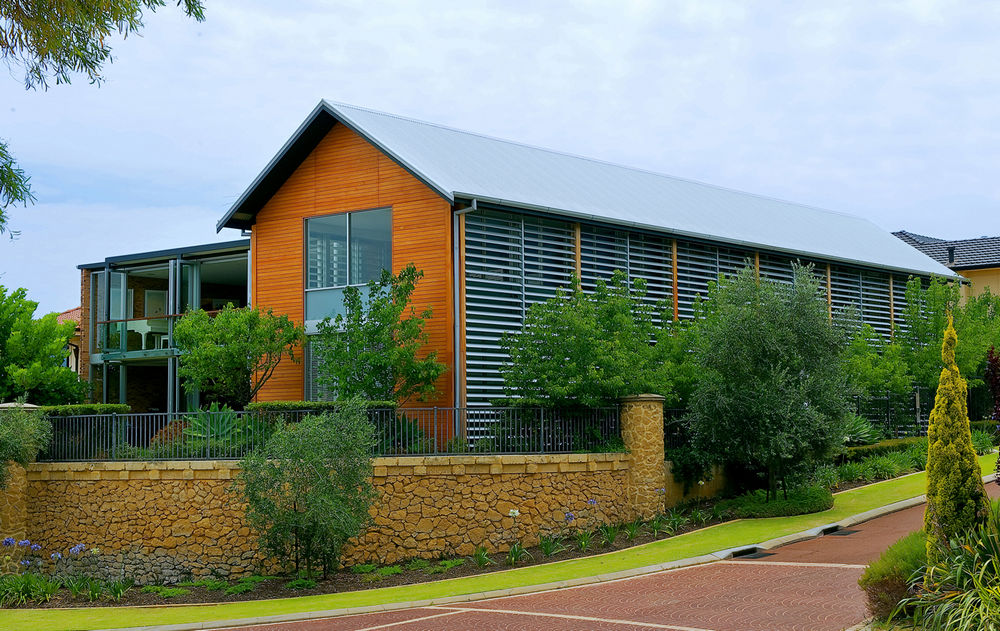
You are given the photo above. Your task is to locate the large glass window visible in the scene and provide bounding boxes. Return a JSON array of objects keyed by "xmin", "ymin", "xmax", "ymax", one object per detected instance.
[{"xmin": 305, "ymin": 208, "xmax": 391, "ymax": 322}]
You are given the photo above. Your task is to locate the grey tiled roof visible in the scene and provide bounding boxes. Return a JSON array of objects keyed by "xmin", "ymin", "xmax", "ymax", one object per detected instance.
[{"xmin": 893, "ymin": 230, "xmax": 1000, "ymax": 269}]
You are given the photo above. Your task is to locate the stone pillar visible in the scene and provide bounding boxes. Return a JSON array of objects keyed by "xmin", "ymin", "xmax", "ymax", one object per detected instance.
[
  {"xmin": 0, "ymin": 463, "xmax": 28, "ymax": 572},
  {"xmin": 620, "ymin": 394, "xmax": 666, "ymax": 519}
]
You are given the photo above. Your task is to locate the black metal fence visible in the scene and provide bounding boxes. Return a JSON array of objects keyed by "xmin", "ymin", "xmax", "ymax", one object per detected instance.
[
  {"xmin": 662, "ymin": 384, "xmax": 996, "ymax": 449},
  {"xmin": 38, "ymin": 406, "xmax": 622, "ymax": 462}
]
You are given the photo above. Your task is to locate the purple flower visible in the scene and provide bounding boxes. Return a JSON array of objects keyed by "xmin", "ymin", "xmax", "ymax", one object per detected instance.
[
  {"xmin": 17, "ymin": 539, "xmax": 30, "ymax": 547},
  {"xmin": 50, "ymin": 552, "xmax": 62, "ymax": 561},
  {"xmin": 586, "ymin": 499, "xmax": 598, "ymax": 506},
  {"xmin": 1, "ymin": 537, "xmax": 14, "ymax": 547},
  {"xmin": 69, "ymin": 543, "xmax": 86, "ymax": 555},
  {"xmin": 564, "ymin": 512, "xmax": 575, "ymax": 523},
  {"xmin": 19, "ymin": 559, "xmax": 30, "ymax": 567},
  {"xmin": 30, "ymin": 544, "xmax": 41, "ymax": 552}
]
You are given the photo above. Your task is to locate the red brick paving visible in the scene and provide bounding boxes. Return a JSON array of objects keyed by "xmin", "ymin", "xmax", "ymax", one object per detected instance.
[{"xmin": 220, "ymin": 481, "xmax": 1000, "ymax": 631}]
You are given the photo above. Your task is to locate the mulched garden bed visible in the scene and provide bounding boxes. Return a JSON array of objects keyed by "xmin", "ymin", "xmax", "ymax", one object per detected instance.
[{"xmin": 15, "ymin": 507, "xmax": 731, "ymax": 609}]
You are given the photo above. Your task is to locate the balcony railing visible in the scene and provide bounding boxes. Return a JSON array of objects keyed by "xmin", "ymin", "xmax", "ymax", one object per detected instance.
[{"xmin": 38, "ymin": 407, "xmax": 622, "ymax": 462}]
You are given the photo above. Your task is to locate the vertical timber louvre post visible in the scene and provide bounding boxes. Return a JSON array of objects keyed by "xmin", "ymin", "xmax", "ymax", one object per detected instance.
[
  {"xmin": 671, "ymin": 239, "xmax": 679, "ymax": 321},
  {"xmin": 826, "ymin": 263, "xmax": 833, "ymax": 321},
  {"xmin": 574, "ymin": 222, "xmax": 582, "ymax": 280},
  {"xmin": 888, "ymin": 275, "xmax": 895, "ymax": 339},
  {"xmin": 754, "ymin": 251, "xmax": 760, "ymax": 281}
]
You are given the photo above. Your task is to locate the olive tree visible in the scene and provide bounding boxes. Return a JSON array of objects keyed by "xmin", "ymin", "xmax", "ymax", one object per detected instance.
[
  {"xmin": 236, "ymin": 400, "xmax": 377, "ymax": 576},
  {"xmin": 687, "ymin": 263, "xmax": 850, "ymax": 500}
]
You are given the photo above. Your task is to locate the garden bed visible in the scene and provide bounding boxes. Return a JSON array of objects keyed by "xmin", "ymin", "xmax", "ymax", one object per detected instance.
[{"xmin": 6, "ymin": 502, "xmax": 738, "ymax": 609}]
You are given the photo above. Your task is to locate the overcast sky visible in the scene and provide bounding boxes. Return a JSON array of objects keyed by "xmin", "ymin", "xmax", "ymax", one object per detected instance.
[{"xmin": 2, "ymin": 0, "xmax": 999, "ymax": 314}]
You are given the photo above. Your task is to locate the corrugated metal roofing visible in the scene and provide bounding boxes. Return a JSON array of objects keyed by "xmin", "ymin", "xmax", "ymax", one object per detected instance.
[{"xmin": 221, "ymin": 100, "xmax": 956, "ymax": 277}]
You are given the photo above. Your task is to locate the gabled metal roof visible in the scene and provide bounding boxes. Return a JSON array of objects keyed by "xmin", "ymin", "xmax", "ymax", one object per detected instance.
[{"xmin": 219, "ymin": 100, "xmax": 955, "ymax": 278}]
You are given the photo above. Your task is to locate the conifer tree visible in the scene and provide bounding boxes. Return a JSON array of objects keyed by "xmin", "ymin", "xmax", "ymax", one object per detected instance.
[{"xmin": 924, "ymin": 316, "xmax": 989, "ymax": 565}]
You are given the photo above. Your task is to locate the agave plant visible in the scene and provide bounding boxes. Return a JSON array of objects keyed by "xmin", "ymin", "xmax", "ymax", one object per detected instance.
[{"xmin": 183, "ymin": 402, "xmax": 241, "ymax": 442}]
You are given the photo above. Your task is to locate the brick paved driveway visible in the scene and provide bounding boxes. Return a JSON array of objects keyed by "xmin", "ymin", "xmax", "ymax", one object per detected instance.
[{"xmin": 220, "ymin": 482, "xmax": 1000, "ymax": 631}]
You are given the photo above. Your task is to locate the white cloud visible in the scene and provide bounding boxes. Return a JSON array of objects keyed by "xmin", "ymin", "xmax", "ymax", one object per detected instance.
[{"xmin": 2, "ymin": 0, "xmax": 1000, "ymax": 312}]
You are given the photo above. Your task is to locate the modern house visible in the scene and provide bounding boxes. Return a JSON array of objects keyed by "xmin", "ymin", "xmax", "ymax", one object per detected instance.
[
  {"xmin": 80, "ymin": 100, "xmax": 954, "ymax": 413},
  {"xmin": 894, "ymin": 230, "xmax": 1000, "ymax": 299}
]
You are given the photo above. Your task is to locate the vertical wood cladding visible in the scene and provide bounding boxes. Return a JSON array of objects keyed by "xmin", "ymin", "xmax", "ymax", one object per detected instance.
[{"xmin": 251, "ymin": 123, "xmax": 454, "ymax": 406}]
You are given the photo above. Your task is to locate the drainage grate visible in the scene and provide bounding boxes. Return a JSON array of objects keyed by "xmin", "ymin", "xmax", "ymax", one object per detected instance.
[
  {"xmin": 737, "ymin": 552, "xmax": 776, "ymax": 559},
  {"xmin": 828, "ymin": 529, "xmax": 860, "ymax": 536}
]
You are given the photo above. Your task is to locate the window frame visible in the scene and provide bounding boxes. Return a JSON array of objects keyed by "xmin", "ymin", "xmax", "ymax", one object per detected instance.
[{"xmin": 302, "ymin": 206, "xmax": 392, "ymax": 332}]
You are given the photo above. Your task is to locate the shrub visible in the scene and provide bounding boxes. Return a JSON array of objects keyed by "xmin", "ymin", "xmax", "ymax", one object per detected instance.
[
  {"xmin": 0, "ymin": 402, "xmax": 52, "ymax": 489},
  {"xmin": 866, "ymin": 455, "xmax": 904, "ymax": 480},
  {"xmin": 924, "ymin": 318, "xmax": 989, "ymax": 566},
  {"xmin": 223, "ymin": 582, "xmax": 255, "ymax": 596},
  {"xmin": 236, "ymin": 400, "xmax": 377, "ymax": 577},
  {"xmin": 839, "ymin": 437, "xmax": 926, "ymax": 463},
  {"xmin": 665, "ymin": 447, "xmax": 714, "ymax": 495},
  {"xmin": 141, "ymin": 585, "xmax": 189, "ymax": 598},
  {"xmin": 902, "ymin": 500, "xmax": 1000, "ymax": 629},
  {"xmin": 811, "ymin": 464, "xmax": 839, "ymax": 490},
  {"xmin": 246, "ymin": 400, "xmax": 396, "ymax": 412},
  {"xmin": 285, "ymin": 578, "xmax": 317, "ymax": 590},
  {"xmin": 39, "ymin": 404, "xmax": 130, "ymax": 416},
  {"xmin": 843, "ymin": 413, "xmax": 881, "ymax": 446},
  {"xmin": 717, "ymin": 486, "xmax": 833, "ymax": 519},
  {"xmin": 688, "ymin": 264, "xmax": 850, "ymax": 500},
  {"xmin": 538, "ymin": 534, "xmax": 567, "ymax": 557},
  {"xmin": 837, "ymin": 461, "xmax": 865, "ymax": 483},
  {"xmin": 970, "ymin": 429, "xmax": 994, "ymax": 455},
  {"xmin": 858, "ymin": 530, "xmax": 926, "ymax": 621}
]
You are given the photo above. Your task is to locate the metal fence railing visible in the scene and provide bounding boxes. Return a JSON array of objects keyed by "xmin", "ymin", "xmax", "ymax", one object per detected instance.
[
  {"xmin": 662, "ymin": 383, "xmax": 997, "ymax": 448},
  {"xmin": 38, "ymin": 406, "xmax": 622, "ymax": 462}
]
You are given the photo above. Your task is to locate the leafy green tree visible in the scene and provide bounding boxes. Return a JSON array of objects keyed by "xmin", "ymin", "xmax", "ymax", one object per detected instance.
[
  {"xmin": 842, "ymin": 322, "xmax": 913, "ymax": 397},
  {"xmin": 687, "ymin": 264, "xmax": 850, "ymax": 500},
  {"xmin": 0, "ymin": 286, "xmax": 83, "ymax": 404},
  {"xmin": 500, "ymin": 271, "xmax": 676, "ymax": 408},
  {"xmin": 236, "ymin": 401, "xmax": 377, "ymax": 576},
  {"xmin": 0, "ymin": 402, "xmax": 52, "ymax": 489},
  {"xmin": 173, "ymin": 305, "xmax": 304, "ymax": 409},
  {"xmin": 0, "ymin": 0, "xmax": 205, "ymax": 232},
  {"xmin": 313, "ymin": 264, "xmax": 446, "ymax": 404},
  {"xmin": 899, "ymin": 277, "xmax": 1000, "ymax": 388},
  {"xmin": 924, "ymin": 317, "xmax": 989, "ymax": 566}
]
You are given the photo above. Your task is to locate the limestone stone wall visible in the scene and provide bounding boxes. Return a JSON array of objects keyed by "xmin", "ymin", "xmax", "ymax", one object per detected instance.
[
  {"xmin": 0, "ymin": 464, "xmax": 27, "ymax": 573},
  {"xmin": 17, "ymin": 454, "xmax": 630, "ymax": 582}
]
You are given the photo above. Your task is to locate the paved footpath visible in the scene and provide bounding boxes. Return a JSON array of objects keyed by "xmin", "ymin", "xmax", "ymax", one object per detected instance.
[{"xmin": 219, "ymin": 483, "xmax": 1000, "ymax": 631}]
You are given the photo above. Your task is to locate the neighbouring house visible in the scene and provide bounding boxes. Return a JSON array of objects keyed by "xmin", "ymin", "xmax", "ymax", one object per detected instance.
[
  {"xmin": 80, "ymin": 100, "xmax": 954, "ymax": 415},
  {"xmin": 55, "ymin": 306, "xmax": 82, "ymax": 374},
  {"xmin": 894, "ymin": 230, "xmax": 1000, "ymax": 299}
]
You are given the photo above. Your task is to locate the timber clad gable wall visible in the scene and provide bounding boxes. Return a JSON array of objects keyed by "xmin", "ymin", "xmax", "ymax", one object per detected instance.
[{"xmin": 251, "ymin": 123, "xmax": 455, "ymax": 406}]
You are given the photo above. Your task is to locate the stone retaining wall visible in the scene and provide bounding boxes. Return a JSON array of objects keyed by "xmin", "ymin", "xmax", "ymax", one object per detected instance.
[
  {"xmin": 0, "ymin": 396, "xmax": 726, "ymax": 583},
  {"xmin": 19, "ymin": 454, "xmax": 631, "ymax": 583}
]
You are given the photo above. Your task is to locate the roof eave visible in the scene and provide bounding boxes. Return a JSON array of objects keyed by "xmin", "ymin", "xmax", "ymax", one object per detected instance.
[{"xmin": 216, "ymin": 100, "xmax": 454, "ymax": 232}]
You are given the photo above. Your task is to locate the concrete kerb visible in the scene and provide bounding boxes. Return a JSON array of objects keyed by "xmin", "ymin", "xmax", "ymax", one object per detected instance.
[{"xmin": 108, "ymin": 472, "xmax": 1000, "ymax": 631}]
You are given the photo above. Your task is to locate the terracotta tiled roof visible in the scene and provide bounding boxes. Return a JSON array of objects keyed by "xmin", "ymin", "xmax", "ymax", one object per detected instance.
[
  {"xmin": 893, "ymin": 231, "xmax": 1000, "ymax": 270},
  {"xmin": 56, "ymin": 307, "xmax": 81, "ymax": 326}
]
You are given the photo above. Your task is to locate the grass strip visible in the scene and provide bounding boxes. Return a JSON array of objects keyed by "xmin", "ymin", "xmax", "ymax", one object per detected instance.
[{"xmin": 8, "ymin": 452, "xmax": 996, "ymax": 631}]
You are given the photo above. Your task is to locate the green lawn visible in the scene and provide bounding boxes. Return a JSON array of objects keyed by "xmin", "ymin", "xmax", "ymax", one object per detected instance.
[{"xmin": 7, "ymin": 453, "xmax": 996, "ymax": 631}]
